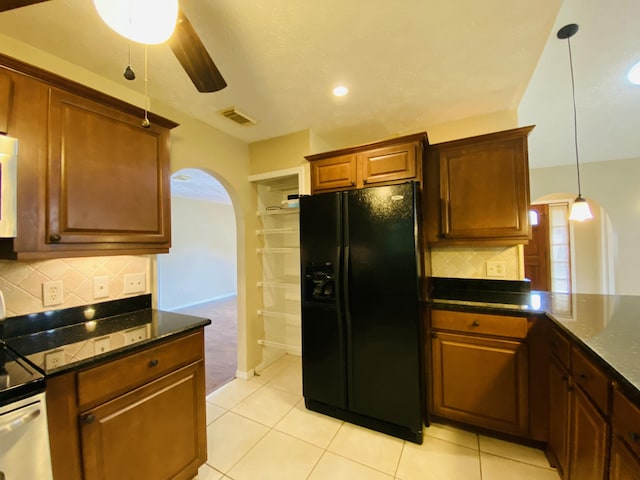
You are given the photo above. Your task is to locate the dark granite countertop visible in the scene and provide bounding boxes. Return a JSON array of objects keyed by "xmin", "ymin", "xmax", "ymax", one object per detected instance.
[
  {"xmin": 428, "ymin": 289, "xmax": 640, "ymax": 403},
  {"xmin": 2, "ymin": 294, "xmax": 211, "ymax": 377}
]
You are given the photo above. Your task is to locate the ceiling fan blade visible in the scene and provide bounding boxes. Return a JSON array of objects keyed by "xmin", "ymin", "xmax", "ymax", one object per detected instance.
[
  {"xmin": 168, "ymin": 9, "xmax": 227, "ymax": 93},
  {"xmin": 0, "ymin": 0, "xmax": 50, "ymax": 13}
]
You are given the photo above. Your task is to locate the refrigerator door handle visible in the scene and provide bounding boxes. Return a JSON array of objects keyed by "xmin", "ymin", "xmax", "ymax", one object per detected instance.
[{"xmin": 343, "ymin": 244, "xmax": 351, "ymax": 324}]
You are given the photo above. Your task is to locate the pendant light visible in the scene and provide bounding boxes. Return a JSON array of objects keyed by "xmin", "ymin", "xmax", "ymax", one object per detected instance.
[
  {"xmin": 557, "ymin": 23, "xmax": 593, "ymax": 222},
  {"xmin": 93, "ymin": 0, "xmax": 178, "ymax": 45}
]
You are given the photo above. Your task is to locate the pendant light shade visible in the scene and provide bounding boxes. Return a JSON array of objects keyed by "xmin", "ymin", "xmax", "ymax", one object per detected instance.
[
  {"xmin": 558, "ymin": 23, "xmax": 593, "ymax": 222},
  {"xmin": 93, "ymin": 0, "xmax": 178, "ymax": 45},
  {"xmin": 569, "ymin": 194, "xmax": 593, "ymax": 222}
]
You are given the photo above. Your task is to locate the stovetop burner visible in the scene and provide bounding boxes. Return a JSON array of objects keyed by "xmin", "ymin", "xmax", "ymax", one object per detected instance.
[{"xmin": 0, "ymin": 340, "xmax": 45, "ymax": 407}]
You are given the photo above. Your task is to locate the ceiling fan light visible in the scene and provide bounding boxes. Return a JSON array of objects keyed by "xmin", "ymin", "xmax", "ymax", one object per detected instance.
[
  {"xmin": 569, "ymin": 195, "xmax": 593, "ymax": 222},
  {"xmin": 628, "ymin": 61, "xmax": 640, "ymax": 85},
  {"xmin": 93, "ymin": 0, "xmax": 178, "ymax": 45}
]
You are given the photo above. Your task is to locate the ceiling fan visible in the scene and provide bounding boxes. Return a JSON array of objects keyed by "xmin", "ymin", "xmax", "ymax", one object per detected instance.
[{"xmin": 0, "ymin": 0, "xmax": 227, "ymax": 93}]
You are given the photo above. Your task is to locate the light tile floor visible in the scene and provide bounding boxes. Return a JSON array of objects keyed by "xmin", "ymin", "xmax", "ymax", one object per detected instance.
[{"xmin": 195, "ymin": 355, "xmax": 559, "ymax": 480}]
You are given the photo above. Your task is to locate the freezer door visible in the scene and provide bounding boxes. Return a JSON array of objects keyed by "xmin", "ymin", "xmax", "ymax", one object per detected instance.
[
  {"xmin": 344, "ymin": 182, "xmax": 423, "ymax": 430},
  {"xmin": 299, "ymin": 192, "xmax": 347, "ymax": 408}
]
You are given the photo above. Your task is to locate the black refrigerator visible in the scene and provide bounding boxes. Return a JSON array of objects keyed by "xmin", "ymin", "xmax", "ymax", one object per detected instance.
[{"xmin": 300, "ymin": 181, "xmax": 424, "ymax": 443}]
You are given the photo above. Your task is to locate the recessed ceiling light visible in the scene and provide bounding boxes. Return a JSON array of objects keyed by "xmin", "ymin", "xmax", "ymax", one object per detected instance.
[
  {"xmin": 628, "ymin": 61, "xmax": 640, "ymax": 85},
  {"xmin": 333, "ymin": 85, "xmax": 349, "ymax": 97}
]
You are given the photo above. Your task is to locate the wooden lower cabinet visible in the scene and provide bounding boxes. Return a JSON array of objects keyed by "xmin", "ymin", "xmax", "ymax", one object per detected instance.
[
  {"xmin": 47, "ymin": 330, "xmax": 207, "ymax": 480},
  {"xmin": 609, "ymin": 436, "xmax": 640, "ymax": 480},
  {"xmin": 548, "ymin": 359, "xmax": 571, "ymax": 477},
  {"xmin": 431, "ymin": 331, "xmax": 529, "ymax": 436},
  {"xmin": 81, "ymin": 363, "xmax": 205, "ymax": 480},
  {"xmin": 569, "ymin": 386, "xmax": 608, "ymax": 480}
]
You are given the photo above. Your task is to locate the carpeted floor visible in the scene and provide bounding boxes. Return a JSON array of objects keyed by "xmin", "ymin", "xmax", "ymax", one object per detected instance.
[{"xmin": 174, "ymin": 296, "xmax": 237, "ymax": 395}]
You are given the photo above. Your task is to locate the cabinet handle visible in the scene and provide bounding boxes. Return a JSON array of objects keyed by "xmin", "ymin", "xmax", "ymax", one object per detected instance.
[
  {"xmin": 561, "ymin": 375, "xmax": 569, "ymax": 382},
  {"xmin": 629, "ymin": 432, "xmax": 640, "ymax": 442},
  {"xmin": 84, "ymin": 414, "xmax": 95, "ymax": 424},
  {"xmin": 578, "ymin": 373, "xmax": 588, "ymax": 380},
  {"xmin": 472, "ymin": 320, "xmax": 480, "ymax": 327},
  {"xmin": 431, "ymin": 332, "xmax": 438, "ymax": 339},
  {"xmin": 148, "ymin": 359, "xmax": 159, "ymax": 367},
  {"xmin": 49, "ymin": 233, "xmax": 61, "ymax": 243}
]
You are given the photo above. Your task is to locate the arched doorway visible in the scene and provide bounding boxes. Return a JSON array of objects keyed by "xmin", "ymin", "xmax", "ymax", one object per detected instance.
[{"xmin": 157, "ymin": 168, "xmax": 238, "ymax": 393}]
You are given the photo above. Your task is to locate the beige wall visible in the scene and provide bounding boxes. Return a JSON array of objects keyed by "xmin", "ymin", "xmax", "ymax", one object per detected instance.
[
  {"xmin": 531, "ymin": 157, "xmax": 640, "ymax": 295},
  {"xmin": 157, "ymin": 197, "xmax": 237, "ymax": 310}
]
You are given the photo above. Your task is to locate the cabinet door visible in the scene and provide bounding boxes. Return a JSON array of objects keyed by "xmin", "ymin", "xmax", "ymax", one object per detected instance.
[
  {"xmin": 0, "ymin": 70, "xmax": 12, "ymax": 134},
  {"xmin": 431, "ymin": 331, "xmax": 529, "ymax": 436},
  {"xmin": 47, "ymin": 88, "xmax": 171, "ymax": 248},
  {"xmin": 360, "ymin": 142, "xmax": 417, "ymax": 186},
  {"xmin": 310, "ymin": 154, "xmax": 357, "ymax": 192},
  {"xmin": 435, "ymin": 128, "xmax": 531, "ymax": 242},
  {"xmin": 569, "ymin": 386, "xmax": 608, "ymax": 480},
  {"xmin": 81, "ymin": 362, "xmax": 206, "ymax": 480},
  {"xmin": 548, "ymin": 359, "xmax": 571, "ymax": 477},
  {"xmin": 610, "ymin": 435, "xmax": 640, "ymax": 480}
]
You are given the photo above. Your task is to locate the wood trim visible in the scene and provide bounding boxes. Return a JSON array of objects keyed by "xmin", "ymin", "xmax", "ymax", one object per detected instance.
[
  {"xmin": 46, "ymin": 372, "xmax": 83, "ymax": 480},
  {"xmin": 305, "ymin": 132, "xmax": 428, "ymax": 162}
]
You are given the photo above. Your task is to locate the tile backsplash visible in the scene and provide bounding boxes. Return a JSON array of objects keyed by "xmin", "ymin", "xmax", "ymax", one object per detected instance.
[
  {"xmin": 430, "ymin": 246, "xmax": 523, "ymax": 280},
  {"xmin": 0, "ymin": 256, "xmax": 151, "ymax": 316}
]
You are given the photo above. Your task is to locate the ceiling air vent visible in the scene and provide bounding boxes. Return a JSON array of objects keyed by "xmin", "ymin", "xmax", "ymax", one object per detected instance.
[{"xmin": 220, "ymin": 107, "xmax": 256, "ymax": 126}]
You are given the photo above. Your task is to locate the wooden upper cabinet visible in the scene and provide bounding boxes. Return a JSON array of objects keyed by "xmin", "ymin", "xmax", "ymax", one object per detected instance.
[
  {"xmin": 425, "ymin": 126, "xmax": 533, "ymax": 245},
  {"xmin": 310, "ymin": 154, "xmax": 357, "ymax": 192},
  {"xmin": 307, "ymin": 132, "xmax": 427, "ymax": 193},
  {"xmin": 360, "ymin": 142, "xmax": 417, "ymax": 186},
  {"xmin": 0, "ymin": 53, "xmax": 177, "ymax": 259},
  {"xmin": 46, "ymin": 89, "xmax": 171, "ymax": 247},
  {"xmin": 0, "ymin": 69, "xmax": 12, "ymax": 133}
]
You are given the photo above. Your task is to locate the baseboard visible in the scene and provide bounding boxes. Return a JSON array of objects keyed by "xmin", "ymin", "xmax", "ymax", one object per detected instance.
[
  {"xmin": 235, "ymin": 368, "xmax": 254, "ymax": 380},
  {"xmin": 165, "ymin": 292, "xmax": 237, "ymax": 311}
]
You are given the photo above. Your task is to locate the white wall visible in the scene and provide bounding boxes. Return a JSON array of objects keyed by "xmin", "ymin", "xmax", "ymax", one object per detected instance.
[
  {"xmin": 530, "ymin": 157, "xmax": 640, "ymax": 295},
  {"xmin": 158, "ymin": 197, "xmax": 237, "ymax": 310}
]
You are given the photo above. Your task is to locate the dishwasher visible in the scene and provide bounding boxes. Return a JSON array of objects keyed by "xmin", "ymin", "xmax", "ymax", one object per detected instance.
[{"xmin": 0, "ymin": 341, "xmax": 53, "ymax": 480}]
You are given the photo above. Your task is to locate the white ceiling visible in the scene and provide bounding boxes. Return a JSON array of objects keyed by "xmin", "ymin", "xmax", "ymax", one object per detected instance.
[{"xmin": 0, "ymin": 0, "xmax": 638, "ymax": 201}]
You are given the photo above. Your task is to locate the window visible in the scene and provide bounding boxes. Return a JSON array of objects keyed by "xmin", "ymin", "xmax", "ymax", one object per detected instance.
[{"xmin": 549, "ymin": 203, "xmax": 571, "ymax": 293}]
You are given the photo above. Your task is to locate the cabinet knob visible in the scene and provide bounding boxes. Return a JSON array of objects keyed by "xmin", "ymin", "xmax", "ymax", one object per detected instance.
[
  {"xmin": 561, "ymin": 375, "xmax": 569, "ymax": 382},
  {"xmin": 431, "ymin": 332, "xmax": 438, "ymax": 339},
  {"xmin": 49, "ymin": 233, "xmax": 61, "ymax": 243},
  {"xmin": 472, "ymin": 320, "xmax": 480, "ymax": 327},
  {"xmin": 630, "ymin": 432, "xmax": 640, "ymax": 442},
  {"xmin": 578, "ymin": 373, "xmax": 588, "ymax": 380},
  {"xmin": 148, "ymin": 359, "xmax": 159, "ymax": 367},
  {"xmin": 84, "ymin": 414, "xmax": 95, "ymax": 424}
]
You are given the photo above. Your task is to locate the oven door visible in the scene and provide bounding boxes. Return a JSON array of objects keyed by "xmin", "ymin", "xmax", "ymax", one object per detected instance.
[{"xmin": 0, "ymin": 392, "xmax": 53, "ymax": 479}]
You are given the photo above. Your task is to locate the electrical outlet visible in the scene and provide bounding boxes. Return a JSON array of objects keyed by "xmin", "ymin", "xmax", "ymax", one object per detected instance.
[
  {"xmin": 94, "ymin": 336, "xmax": 111, "ymax": 354},
  {"xmin": 486, "ymin": 261, "xmax": 506, "ymax": 278},
  {"xmin": 124, "ymin": 326, "xmax": 148, "ymax": 344},
  {"xmin": 45, "ymin": 350, "xmax": 65, "ymax": 370},
  {"xmin": 93, "ymin": 276, "xmax": 110, "ymax": 299},
  {"xmin": 42, "ymin": 280, "xmax": 64, "ymax": 307},
  {"xmin": 124, "ymin": 272, "xmax": 146, "ymax": 294}
]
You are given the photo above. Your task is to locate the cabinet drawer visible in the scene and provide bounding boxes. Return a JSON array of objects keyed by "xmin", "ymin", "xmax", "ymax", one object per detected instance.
[
  {"xmin": 431, "ymin": 309, "xmax": 528, "ymax": 339},
  {"xmin": 77, "ymin": 331, "xmax": 203, "ymax": 409},
  {"xmin": 613, "ymin": 388, "xmax": 640, "ymax": 459},
  {"xmin": 571, "ymin": 347, "xmax": 610, "ymax": 415},
  {"xmin": 549, "ymin": 326, "xmax": 570, "ymax": 368}
]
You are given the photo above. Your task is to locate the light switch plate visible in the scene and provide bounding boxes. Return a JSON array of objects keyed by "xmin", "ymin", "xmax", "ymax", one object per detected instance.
[{"xmin": 93, "ymin": 276, "xmax": 110, "ymax": 299}]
